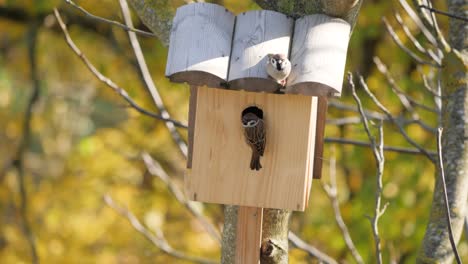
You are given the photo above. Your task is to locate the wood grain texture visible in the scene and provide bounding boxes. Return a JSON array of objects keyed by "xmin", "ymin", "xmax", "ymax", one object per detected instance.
[
  {"xmin": 187, "ymin": 87, "xmax": 316, "ymax": 211},
  {"xmin": 286, "ymin": 14, "xmax": 350, "ymax": 96},
  {"xmin": 235, "ymin": 207, "xmax": 263, "ymax": 264},
  {"xmin": 305, "ymin": 96, "xmax": 318, "ymax": 205},
  {"xmin": 313, "ymin": 97, "xmax": 328, "ymax": 179},
  {"xmin": 228, "ymin": 11, "xmax": 293, "ymax": 92},
  {"xmin": 165, "ymin": 3, "xmax": 235, "ymax": 87}
]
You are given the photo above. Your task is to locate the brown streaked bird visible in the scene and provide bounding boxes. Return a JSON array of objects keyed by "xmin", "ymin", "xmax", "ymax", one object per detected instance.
[
  {"xmin": 266, "ymin": 53, "xmax": 291, "ymax": 86},
  {"xmin": 241, "ymin": 112, "xmax": 266, "ymax": 171}
]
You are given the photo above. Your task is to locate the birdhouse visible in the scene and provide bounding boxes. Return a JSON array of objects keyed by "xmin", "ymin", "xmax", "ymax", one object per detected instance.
[{"xmin": 165, "ymin": 3, "xmax": 350, "ymax": 211}]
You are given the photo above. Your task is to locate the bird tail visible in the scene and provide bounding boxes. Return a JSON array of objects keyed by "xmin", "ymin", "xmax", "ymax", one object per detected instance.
[{"xmin": 250, "ymin": 151, "xmax": 262, "ymax": 171}]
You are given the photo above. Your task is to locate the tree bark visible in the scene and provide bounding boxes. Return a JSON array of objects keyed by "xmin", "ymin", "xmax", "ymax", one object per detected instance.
[
  {"xmin": 126, "ymin": 0, "xmax": 174, "ymax": 46},
  {"xmin": 417, "ymin": 0, "xmax": 468, "ymax": 263},
  {"xmin": 126, "ymin": 1, "xmax": 362, "ymax": 263}
]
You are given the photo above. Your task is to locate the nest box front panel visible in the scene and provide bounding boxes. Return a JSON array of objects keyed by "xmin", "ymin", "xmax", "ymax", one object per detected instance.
[{"xmin": 186, "ymin": 87, "xmax": 318, "ymax": 211}]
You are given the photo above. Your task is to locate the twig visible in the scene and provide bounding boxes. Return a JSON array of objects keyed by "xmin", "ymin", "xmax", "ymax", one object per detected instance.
[
  {"xmin": 421, "ymin": 73, "xmax": 442, "ymax": 98},
  {"xmin": 427, "ymin": 2, "xmax": 444, "ymax": 125},
  {"xmin": 357, "ymin": 75, "xmax": 437, "ymax": 163},
  {"xmin": 288, "ymin": 232, "xmax": 338, "ymax": 264},
  {"xmin": 373, "ymin": 56, "xmax": 438, "ymax": 114},
  {"xmin": 382, "ymin": 17, "xmax": 438, "ymax": 67},
  {"xmin": 417, "ymin": 1, "xmax": 451, "ymax": 53},
  {"xmin": 64, "ymin": 0, "xmax": 156, "ymax": 37},
  {"xmin": 322, "ymin": 146, "xmax": 364, "ymax": 264},
  {"xmin": 435, "ymin": 128, "xmax": 462, "ymax": 264},
  {"xmin": 104, "ymin": 195, "xmax": 217, "ymax": 264},
  {"xmin": 324, "ymin": 137, "xmax": 436, "ymax": 155},
  {"xmin": 53, "ymin": 9, "xmax": 188, "ymax": 129},
  {"xmin": 394, "ymin": 7, "xmax": 442, "ymax": 65},
  {"xmin": 393, "ymin": 11, "xmax": 427, "ymax": 54},
  {"xmin": 329, "ymin": 100, "xmax": 435, "ymax": 134},
  {"xmin": 326, "ymin": 116, "xmax": 363, "ymax": 125},
  {"xmin": 119, "ymin": 0, "xmax": 188, "ymax": 157},
  {"xmin": 397, "ymin": 0, "xmax": 438, "ymax": 46},
  {"xmin": 349, "ymin": 73, "xmax": 388, "ymax": 264},
  {"xmin": 418, "ymin": 4, "xmax": 468, "ymax": 22},
  {"xmin": 141, "ymin": 152, "xmax": 221, "ymax": 243},
  {"xmin": 329, "ymin": 101, "xmax": 386, "ymax": 120},
  {"xmin": 12, "ymin": 21, "xmax": 40, "ymax": 264}
]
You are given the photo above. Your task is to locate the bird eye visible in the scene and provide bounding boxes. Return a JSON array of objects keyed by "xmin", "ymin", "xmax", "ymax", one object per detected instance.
[{"xmin": 271, "ymin": 58, "xmax": 276, "ymax": 64}]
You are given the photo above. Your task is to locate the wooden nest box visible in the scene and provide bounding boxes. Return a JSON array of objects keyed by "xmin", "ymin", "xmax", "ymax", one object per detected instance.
[{"xmin": 165, "ymin": 3, "xmax": 350, "ymax": 211}]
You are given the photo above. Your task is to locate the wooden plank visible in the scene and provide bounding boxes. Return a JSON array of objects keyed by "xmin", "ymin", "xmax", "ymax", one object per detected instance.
[
  {"xmin": 235, "ymin": 206, "xmax": 263, "ymax": 264},
  {"xmin": 313, "ymin": 97, "xmax": 328, "ymax": 179},
  {"xmin": 286, "ymin": 14, "xmax": 350, "ymax": 96},
  {"xmin": 305, "ymin": 97, "xmax": 318, "ymax": 205},
  {"xmin": 228, "ymin": 11, "xmax": 294, "ymax": 92},
  {"xmin": 166, "ymin": 3, "xmax": 235, "ymax": 87},
  {"xmin": 187, "ymin": 85, "xmax": 198, "ymax": 169},
  {"xmin": 187, "ymin": 87, "xmax": 316, "ymax": 211}
]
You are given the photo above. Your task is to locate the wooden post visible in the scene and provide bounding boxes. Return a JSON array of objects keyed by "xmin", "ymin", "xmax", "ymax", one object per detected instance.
[{"xmin": 235, "ymin": 206, "xmax": 263, "ymax": 263}]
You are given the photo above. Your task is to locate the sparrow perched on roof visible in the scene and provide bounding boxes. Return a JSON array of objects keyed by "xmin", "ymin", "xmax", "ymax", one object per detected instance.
[
  {"xmin": 266, "ymin": 53, "xmax": 291, "ymax": 86},
  {"xmin": 241, "ymin": 112, "xmax": 266, "ymax": 171}
]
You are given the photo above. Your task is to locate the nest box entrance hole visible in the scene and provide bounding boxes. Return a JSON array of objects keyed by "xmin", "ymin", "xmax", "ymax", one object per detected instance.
[{"xmin": 241, "ymin": 106, "xmax": 263, "ymax": 119}]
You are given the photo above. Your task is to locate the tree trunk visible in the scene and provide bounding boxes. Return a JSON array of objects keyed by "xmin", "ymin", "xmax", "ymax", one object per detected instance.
[
  {"xmin": 417, "ymin": 0, "xmax": 468, "ymax": 263},
  {"xmin": 126, "ymin": 1, "xmax": 362, "ymax": 263}
]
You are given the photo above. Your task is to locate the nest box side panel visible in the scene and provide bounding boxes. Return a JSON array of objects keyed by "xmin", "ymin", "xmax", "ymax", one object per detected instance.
[
  {"xmin": 286, "ymin": 14, "xmax": 351, "ymax": 96},
  {"xmin": 187, "ymin": 87, "xmax": 316, "ymax": 211},
  {"xmin": 305, "ymin": 96, "xmax": 318, "ymax": 205},
  {"xmin": 228, "ymin": 11, "xmax": 293, "ymax": 92},
  {"xmin": 165, "ymin": 3, "xmax": 235, "ymax": 87}
]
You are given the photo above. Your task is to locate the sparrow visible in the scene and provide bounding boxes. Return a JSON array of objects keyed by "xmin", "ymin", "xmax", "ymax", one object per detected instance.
[
  {"xmin": 241, "ymin": 112, "xmax": 266, "ymax": 171},
  {"xmin": 266, "ymin": 53, "xmax": 291, "ymax": 86}
]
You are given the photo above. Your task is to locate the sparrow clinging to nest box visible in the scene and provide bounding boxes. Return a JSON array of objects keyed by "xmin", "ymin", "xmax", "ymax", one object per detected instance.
[
  {"xmin": 266, "ymin": 53, "xmax": 291, "ymax": 86},
  {"xmin": 241, "ymin": 109, "xmax": 266, "ymax": 171}
]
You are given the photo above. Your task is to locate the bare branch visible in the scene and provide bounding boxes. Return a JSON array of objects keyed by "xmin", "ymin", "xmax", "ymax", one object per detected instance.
[
  {"xmin": 435, "ymin": 128, "xmax": 462, "ymax": 263},
  {"xmin": 53, "ymin": 9, "xmax": 188, "ymax": 129},
  {"xmin": 329, "ymin": 100, "xmax": 436, "ymax": 134},
  {"xmin": 421, "ymin": 72, "xmax": 442, "ymax": 98},
  {"xmin": 64, "ymin": 0, "xmax": 156, "ymax": 37},
  {"xmin": 373, "ymin": 56, "xmax": 438, "ymax": 114},
  {"xmin": 349, "ymin": 73, "xmax": 388, "ymax": 264},
  {"xmin": 12, "ymin": 20, "xmax": 40, "ymax": 264},
  {"xmin": 322, "ymin": 146, "xmax": 364, "ymax": 264},
  {"xmin": 393, "ymin": 11, "xmax": 428, "ymax": 54},
  {"xmin": 397, "ymin": 0, "xmax": 438, "ymax": 46},
  {"xmin": 324, "ymin": 137, "xmax": 436, "ymax": 155},
  {"xmin": 418, "ymin": 4, "xmax": 468, "ymax": 22},
  {"xmin": 104, "ymin": 195, "xmax": 217, "ymax": 264},
  {"xmin": 119, "ymin": 0, "xmax": 188, "ymax": 157},
  {"xmin": 141, "ymin": 152, "xmax": 221, "ymax": 243},
  {"xmin": 418, "ymin": 0, "xmax": 451, "ymax": 53},
  {"xmin": 382, "ymin": 17, "xmax": 439, "ymax": 67},
  {"xmin": 326, "ymin": 116, "xmax": 362, "ymax": 125},
  {"xmin": 357, "ymin": 75, "xmax": 437, "ymax": 163},
  {"xmin": 329, "ymin": 100, "xmax": 386, "ymax": 120},
  {"xmin": 288, "ymin": 232, "xmax": 338, "ymax": 264}
]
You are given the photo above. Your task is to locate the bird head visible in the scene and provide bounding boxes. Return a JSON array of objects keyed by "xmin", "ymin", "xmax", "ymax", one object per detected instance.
[{"xmin": 267, "ymin": 53, "xmax": 290, "ymax": 72}]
